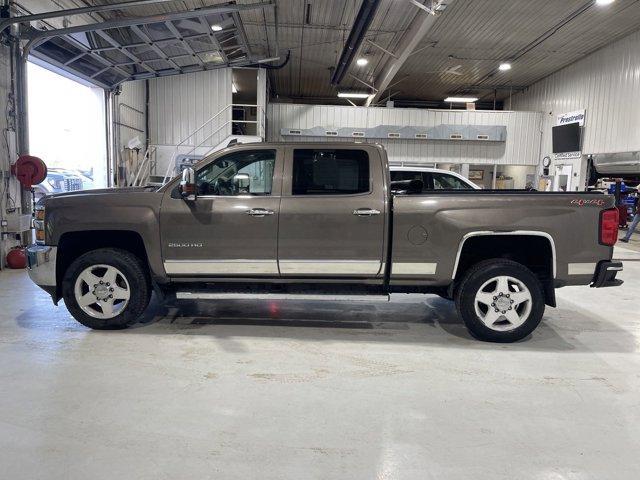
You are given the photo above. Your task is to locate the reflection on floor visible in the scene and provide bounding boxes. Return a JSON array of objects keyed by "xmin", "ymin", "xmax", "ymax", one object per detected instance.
[{"xmin": 0, "ymin": 247, "xmax": 639, "ymax": 479}]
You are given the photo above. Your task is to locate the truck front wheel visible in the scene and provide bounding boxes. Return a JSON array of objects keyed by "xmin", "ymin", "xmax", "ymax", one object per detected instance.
[
  {"xmin": 62, "ymin": 248, "xmax": 151, "ymax": 329},
  {"xmin": 455, "ymin": 259, "xmax": 545, "ymax": 342}
]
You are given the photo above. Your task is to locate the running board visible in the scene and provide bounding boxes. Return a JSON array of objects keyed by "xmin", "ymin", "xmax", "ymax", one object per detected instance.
[{"xmin": 175, "ymin": 292, "xmax": 390, "ymax": 302}]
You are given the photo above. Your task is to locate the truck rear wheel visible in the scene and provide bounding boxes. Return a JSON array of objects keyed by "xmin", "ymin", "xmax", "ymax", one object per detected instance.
[
  {"xmin": 455, "ymin": 259, "xmax": 545, "ymax": 342},
  {"xmin": 62, "ymin": 248, "xmax": 151, "ymax": 329}
]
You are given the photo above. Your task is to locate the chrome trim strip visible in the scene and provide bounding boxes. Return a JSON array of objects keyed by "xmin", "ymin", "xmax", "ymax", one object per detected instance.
[
  {"xmin": 392, "ymin": 262, "xmax": 437, "ymax": 275},
  {"xmin": 278, "ymin": 260, "xmax": 381, "ymax": 275},
  {"xmin": 176, "ymin": 292, "xmax": 390, "ymax": 302},
  {"xmin": 26, "ymin": 245, "xmax": 57, "ymax": 287},
  {"xmin": 451, "ymin": 230, "xmax": 557, "ymax": 279},
  {"xmin": 164, "ymin": 259, "xmax": 278, "ymax": 275},
  {"xmin": 568, "ymin": 262, "xmax": 597, "ymax": 275}
]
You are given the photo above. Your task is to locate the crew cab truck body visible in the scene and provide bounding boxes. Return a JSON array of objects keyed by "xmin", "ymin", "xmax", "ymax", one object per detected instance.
[{"xmin": 27, "ymin": 143, "xmax": 622, "ymax": 342}]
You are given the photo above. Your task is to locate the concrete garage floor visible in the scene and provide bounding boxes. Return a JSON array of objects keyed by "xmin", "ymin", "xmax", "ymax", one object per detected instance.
[{"xmin": 1, "ymin": 247, "xmax": 639, "ymax": 479}]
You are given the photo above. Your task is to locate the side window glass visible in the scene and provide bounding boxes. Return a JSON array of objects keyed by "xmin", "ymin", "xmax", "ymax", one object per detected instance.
[
  {"xmin": 292, "ymin": 149, "xmax": 369, "ymax": 195},
  {"xmin": 196, "ymin": 150, "xmax": 276, "ymax": 196},
  {"xmin": 432, "ymin": 173, "xmax": 471, "ymax": 190},
  {"xmin": 390, "ymin": 171, "xmax": 429, "ymax": 192}
]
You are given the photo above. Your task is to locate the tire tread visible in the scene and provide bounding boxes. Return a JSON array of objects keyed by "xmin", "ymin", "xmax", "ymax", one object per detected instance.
[
  {"xmin": 455, "ymin": 258, "xmax": 545, "ymax": 342},
  {"xmin": 62, "ymin": 248, "xmax": 151, "ymax": 329}
]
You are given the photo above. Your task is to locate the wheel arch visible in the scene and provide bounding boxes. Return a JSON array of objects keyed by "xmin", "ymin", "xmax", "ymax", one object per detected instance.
[
  {"xmin": 55, "ymin": 230, "xmax": 150, "ymax": 302},
  {"xmin": 451, "ymin": 231, "xmax": 557, "ymax": 307}
]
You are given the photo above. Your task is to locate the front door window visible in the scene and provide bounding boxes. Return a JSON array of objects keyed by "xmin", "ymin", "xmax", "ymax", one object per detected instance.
[{"xmin": 196, "ymin": 149, "xmax": 276, "ymax": 196}]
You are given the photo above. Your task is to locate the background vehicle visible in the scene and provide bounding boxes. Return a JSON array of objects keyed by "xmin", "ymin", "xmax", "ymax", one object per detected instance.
[
  {"xmin": 33, "ymin": 168, "xmax": 94, "ymax": 202},
  {"xmin": 27, "ymin": 143, "xmax": 622, "ymax": 342},
  {"xmin": 390, "ymin": 166, "xmax": 480, "ymax": 191}
]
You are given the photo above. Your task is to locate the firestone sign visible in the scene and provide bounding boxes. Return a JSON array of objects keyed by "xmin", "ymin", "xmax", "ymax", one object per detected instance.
[
  {"xmin": 555, "ymin": 109, "xmax": 585, "ymax": 160},
  {"xmin": 556, "ymin": 109, "xmax": 585, "ymax": 126}
]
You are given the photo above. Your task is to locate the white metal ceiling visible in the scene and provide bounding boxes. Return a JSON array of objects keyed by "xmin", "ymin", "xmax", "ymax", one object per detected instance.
[{"xmin": 13, "ymin": 0, "xmax": 640, "ymax": 103}]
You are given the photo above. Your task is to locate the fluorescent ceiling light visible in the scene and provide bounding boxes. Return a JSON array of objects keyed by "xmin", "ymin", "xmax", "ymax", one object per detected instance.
[
  {"xmin": 232, "ymin": 82, "xmax": 238, "ymax": 94},
  {"xmin": 338, "ymin": 92, "xmax": 371, "ymax": 99},
  {"xmin": 595, "ymin": 0, "xmax": 615, "ymax": 5},
  {"xmin": 211, "ymin": 24, "xmax": 223, "ymax": 31},
  {"xmin": 444, "ymin": 96, "xmax": 478, "ymax": 103},
  {"xmin": 356, "ymin": 57, "xmax": 369, "ymax": 66},
  {"xmin": 498, "ymin": 62, "xmax": 511, "ymax": 71}
]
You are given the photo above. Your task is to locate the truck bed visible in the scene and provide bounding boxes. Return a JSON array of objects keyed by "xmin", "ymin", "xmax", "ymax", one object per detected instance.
[{"xmin": 390, "ymin": 191, "xmax": 614, "ymax": 287}]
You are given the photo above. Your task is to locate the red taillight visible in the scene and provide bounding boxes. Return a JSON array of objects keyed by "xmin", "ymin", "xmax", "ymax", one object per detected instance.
[{"xmin": 600, "ymin": 208, "xmax": 619, "ymax": 246}]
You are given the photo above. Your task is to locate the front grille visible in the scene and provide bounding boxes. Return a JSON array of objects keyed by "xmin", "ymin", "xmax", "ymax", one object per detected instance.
[{"xmin": 64, "ymin": 178, "xmax": 83, "ymax": 191}]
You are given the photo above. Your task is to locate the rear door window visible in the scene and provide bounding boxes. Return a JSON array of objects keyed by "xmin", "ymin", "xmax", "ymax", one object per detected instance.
[
  {"xmin": 292, "ymin": 149, "xmax": 370, "ymax": 195},
  {"xmin": 390, "ymin": 171, "xmax": 432, "ymax": 191}
]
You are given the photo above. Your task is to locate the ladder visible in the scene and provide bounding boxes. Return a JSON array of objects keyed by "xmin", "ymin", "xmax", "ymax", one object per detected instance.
[{"xmin": 157, "ymin": 103, "xmax": 266, "ymax": 185}]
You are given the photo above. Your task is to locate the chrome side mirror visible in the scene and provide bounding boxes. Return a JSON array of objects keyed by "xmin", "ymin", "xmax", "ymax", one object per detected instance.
[
  {"xmin": 180, "ymin": 167, "xmax": 196, "ymax": 201},
  {"xmin": 233, "ymin": 173, "xmax": 250, "ymax": 194}
]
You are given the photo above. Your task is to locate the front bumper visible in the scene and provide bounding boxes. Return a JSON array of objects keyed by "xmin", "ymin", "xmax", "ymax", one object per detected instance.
[
  {"xmin": 591, "ymin": 260, "xmax": 623, "ymax": 288},
  {"xmin": 26, "ymin": 245, "xmax": 58, "ymax": 298}
]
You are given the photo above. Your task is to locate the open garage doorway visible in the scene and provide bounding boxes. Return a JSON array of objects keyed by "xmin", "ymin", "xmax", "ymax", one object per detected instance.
[
  {"xmin": 27, "ymin": 62, "xmax": 108, "ymax": 201},
  {"xmin": 232, "ymin": 68, "xmax": 258, "ymax": 136}
]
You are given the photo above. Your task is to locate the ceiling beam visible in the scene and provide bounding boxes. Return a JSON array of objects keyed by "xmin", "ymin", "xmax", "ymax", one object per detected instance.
[
  {"xmin": 232, "ymin": 11, "xmax": 254, "ymax": 61},
  {"xmin": 330, "ymin": 0, "xmax": 382, "ymax": 86},
  {"xmin": 366, "ymin": 2, "xmax": 446, "ymax": 106}
]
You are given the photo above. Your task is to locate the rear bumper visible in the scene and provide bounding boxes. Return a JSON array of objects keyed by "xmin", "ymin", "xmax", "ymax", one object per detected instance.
[
  {"xmin": 591, "ymin": 260, "xmax": 623, "ymax": 288},
  {"xmin": 26, "ymin": 245, "xmax": 58, "ymax": 299}
]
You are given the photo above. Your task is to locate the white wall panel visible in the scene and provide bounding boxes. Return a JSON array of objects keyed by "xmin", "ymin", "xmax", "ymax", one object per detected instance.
[
  {"xmin": 148, "ymin": 69, "xmax": 232, "ymax": 148},
  {"xmin": 512, "ymin": 28, "xmax": 640, "ymax": 156},
  {"xmin": 116, "ymin": 80, "xmax": 146, "ymax": 151},
  {"xmin": 267, "ymin": 103, "xmax": 542, "ymax": 165}
]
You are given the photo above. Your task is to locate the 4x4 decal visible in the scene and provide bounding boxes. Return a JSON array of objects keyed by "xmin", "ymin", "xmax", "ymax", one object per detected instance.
[{"xmin": 571, "ymin": 199, "xmax": 605, "ymax": 207}]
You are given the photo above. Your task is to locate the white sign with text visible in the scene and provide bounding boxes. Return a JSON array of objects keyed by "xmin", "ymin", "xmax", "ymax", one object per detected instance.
[
  {"xmin": 555, "ymin": 109, "xmax": 585, "ymax": 160},
  {"xmin": 556, "ymin": 109, "xmax": 585, "ymax": 126}
]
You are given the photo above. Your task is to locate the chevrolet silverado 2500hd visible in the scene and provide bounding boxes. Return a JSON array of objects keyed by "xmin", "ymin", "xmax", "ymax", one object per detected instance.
[{"xmin": 26, "ymin": 143, "xmax": 623, "ymax": 342}]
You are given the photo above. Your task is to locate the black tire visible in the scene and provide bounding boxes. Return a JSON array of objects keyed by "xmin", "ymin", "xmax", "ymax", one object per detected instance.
[
  {"xmin": 455, "ymin": 259, "xmax": 545, "ymax": 342},
  {"xmin": 62, "ymin": 248, "xmax": 151, "ymax": 329}
]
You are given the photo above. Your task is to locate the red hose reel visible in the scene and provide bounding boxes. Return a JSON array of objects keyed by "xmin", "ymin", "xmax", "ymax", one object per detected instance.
[
  {"xmin": 10, "ymin": 155, "xmax": 47, "ymax": 189},
  {"xmin": 4, "ymin": 155, "xmax": 46, "ymax": 270},
  {"xmin": 6, "ymin": 247, "xmax": 27, "ymax": 269}
]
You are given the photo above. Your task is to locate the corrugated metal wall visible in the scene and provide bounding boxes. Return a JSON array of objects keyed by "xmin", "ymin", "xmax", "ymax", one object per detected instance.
[
  {"xmin": 512, "ymin": 28, "xmax": 640, "ymax": 156},
  {"xmin": 148, "ymin": 68, "xmax": 232, "ymax": 148},
  {"xmin": 116, "ymin": 80, "xmax": 146, "ymax": 152},
  {"xmin": 267, "ymin": 103, "xmax": 543, "ymax": 165}
]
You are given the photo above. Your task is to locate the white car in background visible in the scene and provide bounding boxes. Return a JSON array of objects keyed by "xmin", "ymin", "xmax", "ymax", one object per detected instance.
[{"xmin": 389, "ymin": 166, "xmax": 480, "ymax": 191}]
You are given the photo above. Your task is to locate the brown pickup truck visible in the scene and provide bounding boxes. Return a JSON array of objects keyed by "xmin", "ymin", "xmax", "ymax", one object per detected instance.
[{"xmin": 27, "ymin": 142, "xmax": 623, "ymax": 342}]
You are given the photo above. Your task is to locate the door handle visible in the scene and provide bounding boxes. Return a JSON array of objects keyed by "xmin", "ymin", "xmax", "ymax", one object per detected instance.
[
  {"xmin": 353, "ymin": 208, "xmax": 381, "ymax": 216},
  {"xmin": 246, "ymin": 208, "xmax": 275, "ymax": 217}
]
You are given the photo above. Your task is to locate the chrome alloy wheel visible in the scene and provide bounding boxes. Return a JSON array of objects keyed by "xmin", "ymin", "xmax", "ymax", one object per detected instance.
[
  {"xmin": 473, "ymin": 275, "xmax": 532, "ymax": 331},
  {"xmin": 73, "ymin": 264, "xmax": 131, "ymax": 319}
]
